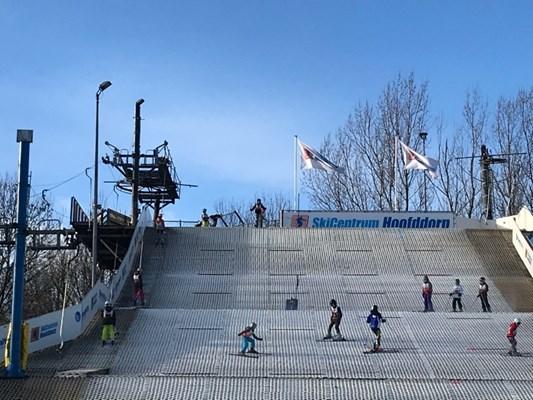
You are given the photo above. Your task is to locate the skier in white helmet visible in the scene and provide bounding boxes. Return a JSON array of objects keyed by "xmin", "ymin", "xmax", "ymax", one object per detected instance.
[
  {"xmin": 506, "ymin": 318, "xmax": 522, "ymax": 356},
  {"xmin": 101, "ymin": 301, "xmax": 116, "ymax": 346}
]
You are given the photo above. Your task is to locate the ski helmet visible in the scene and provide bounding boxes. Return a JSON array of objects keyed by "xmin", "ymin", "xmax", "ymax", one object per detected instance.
[
  {"xmin": 330, "ymin": 299, "xmax": 337, "ymax": 307},
  {"xmin": 371, "ymin": 305, "xmax": 378, "ymax": 313},
  {"xmin": 250, "ymin": 322, "xmax": 257, "ymax": 330},
  {"xmin": 514, "ymin": 318, "xmax": 522, "ymax": 324}
]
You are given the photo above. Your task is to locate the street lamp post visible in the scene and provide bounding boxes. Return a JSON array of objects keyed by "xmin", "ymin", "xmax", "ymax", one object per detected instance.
[
  {"xmin": 419, "ymin": 131, "xmax": 428, "ymax": 212},
  {"xmin": 92, "ymin": 80, "xmax": 112, "ymax": 287},
  {"xmin": 132, "ymin": 98, "xmax": 144, "ymax": 225}
]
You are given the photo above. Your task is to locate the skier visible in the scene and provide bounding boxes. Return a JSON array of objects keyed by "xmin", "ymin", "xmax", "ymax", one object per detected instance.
[
  {"xmin": 237, "ymin": 322, "xmax": 263, "ymax": 354},
  {"xmin": 154, "ymin": 214, "xmax": 166, "ymax": 247},
  {"xmin": 449, "ymin": 278, "xmax": 463, "ymax": 312},
  {"xmin": 366, "ymin": 305, "xmax": 386, "ymax": 352},
  {"xmin": 422, "ymin": 275, "xmax": 434, "ymax": 312},
  {"xmin": 506, "ymin": 318, "xmax": 521, "ymax": 356},
  {"xmin": 250, "ymin": 199, "xmax": 267, "ymax": 228},
  {"xmin": 323, "ymin": 299, "xmax": 343, "ymax": 340},
  {"xmin": 477, "ymin": 277, "xmax": 491, "ymax": 312},
  {"xmin": 101, "ymin": 301, "xmax": 116, "ymax": 346},
  {"xmin": 132, "ymin": 268, "xmax": 145, "ymax": 306}
]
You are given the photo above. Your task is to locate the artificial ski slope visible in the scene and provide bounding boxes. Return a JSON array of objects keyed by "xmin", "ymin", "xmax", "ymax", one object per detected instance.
[{"xmin": 6, "ymin": 227, "xmax": 533, "ymax": 400}]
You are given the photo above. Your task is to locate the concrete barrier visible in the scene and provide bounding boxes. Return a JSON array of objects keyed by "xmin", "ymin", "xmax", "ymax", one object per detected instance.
[{"xmin": 498, "ymin": 207, "xmax": 533, "ymax": 277}]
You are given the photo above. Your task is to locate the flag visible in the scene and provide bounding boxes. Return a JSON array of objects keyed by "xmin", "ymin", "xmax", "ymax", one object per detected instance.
[
  {"xmin": 298, "ymin": 139, "xmax": 344, "ymax": 173},
  {"xmin": 399, "ymin": 140, "xmax": 439, "ymax": 179}
]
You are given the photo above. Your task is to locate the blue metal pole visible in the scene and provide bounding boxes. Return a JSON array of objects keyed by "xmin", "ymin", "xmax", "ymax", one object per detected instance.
[{"xmin": 7, "ymin": 129, "xmax": 33, "ymax": 378}]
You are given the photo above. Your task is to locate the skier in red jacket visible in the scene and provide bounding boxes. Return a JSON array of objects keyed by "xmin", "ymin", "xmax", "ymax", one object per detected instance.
[
  {"xmin": 238, "ymin": 322, "xmax": 263, "ymax": 354},
  {"xmin": 507, "ymin": 318, "xmax": 521, "ymax": 356}
]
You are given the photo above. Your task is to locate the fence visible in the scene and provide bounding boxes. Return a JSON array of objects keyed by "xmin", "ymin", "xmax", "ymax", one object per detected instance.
[{"xmin": 0, "ymin": 207, "xmax": 151, "ymax": 354}]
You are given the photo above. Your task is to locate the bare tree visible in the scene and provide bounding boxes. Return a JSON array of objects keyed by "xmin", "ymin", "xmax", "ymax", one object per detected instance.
[
  {"xmin": 377, "ymin": 73, "xmax": 430, "ymax": 211},
  {"xmin": 302, "ymin": 131, "xmax": 368, "ymax": 211},
  {"xmin": 490, "ymin": 95, "xmax": 525, "ymax": 216},
  {"xmin": 450, "ymin": 90, "xmax": 487, "ymax": 218},
  {"xmin": 515, "ymin": 89, "xmax": 533, "ymax": 211},
  {"xmin": 302, "ymin": 73, "xmax": 431, "ymax": 212},
  {"xmin": 0, "ymin": 175, "xmax": 91, "ymax": 324}
]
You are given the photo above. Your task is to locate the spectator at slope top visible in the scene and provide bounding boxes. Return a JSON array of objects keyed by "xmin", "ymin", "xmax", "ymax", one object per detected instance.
[
  {"xmin": 200, "ymin": 208, "xmax": 209, "ymax": 227},
  {"xmin": 250, "ymin": 199, "xmax": 266, "ymax": 228},
  {"xmin": 422, "ymin": 275, "xmax": 434, "ymax": 312}
]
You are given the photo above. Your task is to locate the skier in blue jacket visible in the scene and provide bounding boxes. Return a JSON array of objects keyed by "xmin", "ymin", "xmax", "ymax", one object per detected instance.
[{"xmin": 366, "ymin": 305, "xmax": 386, "ymax": 352}]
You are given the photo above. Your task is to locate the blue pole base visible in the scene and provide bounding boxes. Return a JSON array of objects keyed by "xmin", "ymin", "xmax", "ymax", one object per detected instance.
[{"xmin": 3, "ymin": 366, "xmax": 26, "ymax": 379}]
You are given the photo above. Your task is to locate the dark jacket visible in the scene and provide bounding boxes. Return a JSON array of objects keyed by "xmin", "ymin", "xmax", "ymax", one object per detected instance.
[
  {"xmin": 250, "ymin": 203, "xmax": 266, "ymax": 215},
  {"xmin": 102, "ymin": 309, "xmax": 116, "ymax": 326},
  {"xmin": 330, "ymin": 306, "xmax": 343, "ymax": 322}
]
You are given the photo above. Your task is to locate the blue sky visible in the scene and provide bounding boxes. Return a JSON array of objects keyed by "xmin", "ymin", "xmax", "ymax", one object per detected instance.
[{"xmin": 1, "ymin": 1, "xmax": 532, "ymax": 224}]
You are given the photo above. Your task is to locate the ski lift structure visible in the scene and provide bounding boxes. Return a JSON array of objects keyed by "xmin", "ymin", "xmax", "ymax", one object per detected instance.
[
  {"xmin": 71, "ymin": 99, "xmax": 195, "ymax": 271},
  {"xmin": 456, "ymin": 145, "xmax": 526, "ymax": 221}
]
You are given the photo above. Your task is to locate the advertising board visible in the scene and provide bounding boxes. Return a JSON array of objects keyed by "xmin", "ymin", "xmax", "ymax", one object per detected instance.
[{"xmin": 281, "ymin": 210, "xmax": 455, "ymax": 229}]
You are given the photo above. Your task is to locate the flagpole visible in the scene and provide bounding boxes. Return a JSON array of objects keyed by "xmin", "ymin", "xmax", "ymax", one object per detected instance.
[
  {"xmin": 392, "ymin": 135, "xmax": 398, "ymax": 211},
  {"xmin": 294, "ymin": 135, "xmax": 298, "ymax": 210}
]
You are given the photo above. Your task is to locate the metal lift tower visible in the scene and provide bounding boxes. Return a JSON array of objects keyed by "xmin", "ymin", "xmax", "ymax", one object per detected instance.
[{"xmin": 70, "ymin": 100, "xmax": 182, "ymax": 274}]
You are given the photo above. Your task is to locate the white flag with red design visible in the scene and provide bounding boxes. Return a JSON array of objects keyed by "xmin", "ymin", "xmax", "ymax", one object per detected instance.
[
  {"xmin": 399, "ymin": 140, "xmax": 439, "ymax": 179},
  {"xmin": 298, "ymin": 139, "xmax": 344, "ymax": 174}
]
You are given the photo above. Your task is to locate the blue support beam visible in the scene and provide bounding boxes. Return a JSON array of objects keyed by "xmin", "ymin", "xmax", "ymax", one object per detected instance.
[{"xmin": 6, "ymin": 129, "xmax": 33, "ymax": 378}]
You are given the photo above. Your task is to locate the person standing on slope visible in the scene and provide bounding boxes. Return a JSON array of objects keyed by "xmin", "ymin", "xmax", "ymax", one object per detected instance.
[
  {"xmin": 154, "ymin": 214, "xmax": 166, "ymax": 247},
  {"xmin": 422, "ymin": 275, "xmax": 434, "ymax": 312},
  {"xmin": 478, "ymin": 277, "xmax": 492, "ymax": 312},
  {"xmin": 323, "ymin": 299, "xmax": 343, "ymax": 340},
  {"xmin": 507, "ymin": 318, "xmax": 521, "ymax": 356},
  {"xmin": 366, "ymin": 305, "xmax": 386, "ymax": 352},
  {"xmin": 101, "ymin": 301, "xmax": 117, "ymax": 346},
  {"xmin": 449, "ymin": 278, "xmax": 463, "ymax": 312},
  {"xmin": 238, "ymin": 322, "xmax": 263, "ymax": 354},
  {"xmin": 132, "ymin": 268, "xmax": 145, "ymax": 306}
]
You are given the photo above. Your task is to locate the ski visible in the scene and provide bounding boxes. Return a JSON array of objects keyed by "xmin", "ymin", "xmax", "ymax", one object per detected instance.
[{"xmin": 229, "ymin": 353, "xmax": 259, "ymax": 358}]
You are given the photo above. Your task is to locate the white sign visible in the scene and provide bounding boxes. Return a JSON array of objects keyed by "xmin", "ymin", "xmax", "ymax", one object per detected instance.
[
  {"xmin": 513, "ymin": 230, "xmax": 533, "ymax": 274},
  {"xmin": 281, "ymin": 210, "xmax": 455, "ymax": 229}
]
